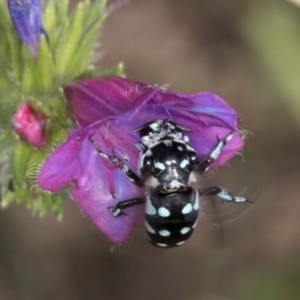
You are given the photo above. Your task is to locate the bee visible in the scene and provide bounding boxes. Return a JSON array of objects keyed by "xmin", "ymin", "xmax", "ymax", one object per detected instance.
[{"xmin": 90, "ymin": 119, "xmax": 250, "ymax": 248}]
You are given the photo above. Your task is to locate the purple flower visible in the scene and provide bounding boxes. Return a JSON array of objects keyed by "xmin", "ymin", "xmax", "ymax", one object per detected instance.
[
  {"xmin": 13, "ymin": 102, "xmax": 47, "ymax": 147},
  {"xmin": 39, "ymin": 76, "xmax": 244, "ymax": 244},
  {"xmin": 8, "ymin": 0, "xmax": 47, "ymax": 57}
]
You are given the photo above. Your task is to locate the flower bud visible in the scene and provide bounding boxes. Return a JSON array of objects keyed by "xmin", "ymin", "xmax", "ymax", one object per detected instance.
[
  {"xmin": 13, "ymin": 103, "xmax": 47, "ymax": 147},
  {"xmin": 8, "ymin": 0, "xmax": 47, "ymax": 57}
]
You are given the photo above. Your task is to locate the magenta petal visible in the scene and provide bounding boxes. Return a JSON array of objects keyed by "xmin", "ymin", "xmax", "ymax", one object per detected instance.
[
  {"xmin": 64, "ymin": 76, "xmax": 150, "ymax": 127},
  {"xmin": 123, "ymin": 91, "xmax": 238, "ymax": 132},
  {"xmin": 71, "ymin": 139, "xmax": 144, "ymax": 244},
  {"xmin": 38, "ymin": 130, "xmax": 83, "ymax": 192}
]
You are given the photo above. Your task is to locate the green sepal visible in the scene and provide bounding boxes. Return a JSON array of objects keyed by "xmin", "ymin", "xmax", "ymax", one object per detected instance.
[
  {"xmin": 0, "ymin": 1, "xmax": 11, "ymax": 26},
  {"xmin": 85, "ymin": 0, "xmax": 107, "ymax": 28},
  {"xmin": 68, "ymin": 15, "xmax": 106, "ymax": 78},
  {"xmin": 51, "ymin": 191, "xmax": 66, "ymax": 221},
  {"xmin": 55, "ymin": 0, "xmax": 90, "ymax": 78},
  {"xmin": 35, "ymin": 190, "xmax": 66, "ymax": 220},
  {"xmin": 11, "ymin": 141, "xmax": 32, "ymax": 191},
  {"xmin": 43, "ymin": 0, "xmax": 56, "ymax": 53},
  {"xmin": 96, "ymin": 62, "xmax": 125, "ymax": 78},
  {"xmin": 21, "ymin": 44, "xmax": 39, "ymax": 94},
  {"xmin": 0, "ymin": 129, "xmax": 13, "ymax": 150},
  {"xmin": 55, "ymin": 0, "xmax": 69, "ymax": 33},
  {"xmin": 37, "ymin": 35, "xmax": 55, "ymax": 92},
  {"xmin": 7, "ymin": 27, "xmax": 22, "ymax": 84},
  {"xmin": 1, "ymin": 191, "xmax": 15, "ymax": 209}
]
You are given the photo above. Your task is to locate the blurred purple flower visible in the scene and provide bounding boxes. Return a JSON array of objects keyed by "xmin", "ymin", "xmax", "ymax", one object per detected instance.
[
  {"xmin": 39, "ymin": 76, "xmax": 244, "ymax": 244},
  {"xmin": 8, "ymin": 0, "xmax": 47, "ymax": 57},
  {"xmin": 13, "ymin": 103, "xmax": 47, "ymax": 147}
]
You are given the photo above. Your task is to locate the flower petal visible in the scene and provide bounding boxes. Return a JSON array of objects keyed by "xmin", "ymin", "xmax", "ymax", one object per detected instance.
[
  {"xmin": 64, "ymin": 76, "xmax": 150, "ymax": 127},
  {"xmin": 71, "ymin": 138, "xmax": 144, "ymax": 244},
  {"xmin": 38, "ymin": 130, "xmax": 83, "ymax": 192}
]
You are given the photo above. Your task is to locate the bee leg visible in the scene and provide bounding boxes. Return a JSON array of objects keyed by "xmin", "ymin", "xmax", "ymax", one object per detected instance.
[
  {"xmin": 89, "ymin": 137, "xmax": 144, "ymax": 187},
  {"xmin": 198, "ymin": 186, "xmax": 252, "ymax": 203},
  {"xmin": 197, "ymin": 131, "xmax": 234, "ymax": 172},
  {"xmin": 108, "ymin": 197, "xmax": 145, "ymax": 217}
]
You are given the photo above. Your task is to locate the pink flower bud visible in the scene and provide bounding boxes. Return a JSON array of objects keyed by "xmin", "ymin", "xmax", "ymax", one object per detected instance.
[{"xmin": 13, "ymin": 103, "xmax": 47, "ymax": 147}]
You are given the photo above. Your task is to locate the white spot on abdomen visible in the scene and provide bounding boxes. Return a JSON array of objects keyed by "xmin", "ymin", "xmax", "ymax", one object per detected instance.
[
  {"xmin": 181, "ymin": 203, "xmax": 192, "ymax": 214},
  {"xmin": 180, "ymin": 227, "xmax": 191, "ymax": 234},
  {"xmin": 159, "ymin": 229, "xmax": 171, "ymax": 236},
  {"xmin": 145, "ymin": 198, "xmax": 157, "ymax": 215},
  {"xmin": 176, "ymin": 241, "xmax": 185, "ymax": 246},
  {"xmin": 158, "ymin": 207, "xmax": 171, "ymax": 217},
  {"xmin": 144, "ymin": 220, "xmax": 156, "ymax": 234},
  {"xmin": 156, "ymin": 243, "xmax": 168, "ymax": 247},
  {"xmin": 192, "ymin": 220, "xmax": 198, "ymax": 229},
  {"xmin": 193, "ymin": 190, "xmax": 199, "ymax": 210}
]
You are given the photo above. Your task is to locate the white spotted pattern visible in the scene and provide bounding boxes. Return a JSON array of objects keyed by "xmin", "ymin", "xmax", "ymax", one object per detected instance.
[
  {"xmin": 210, "ymin": 143, "xmax": 223, "ymax": 160},
  {"xmin": 144, "ymin": 220, "xmax": 156, "ymax": 234},
  {"xmin": 113, "ymin": 208, "xmax": 121, "ymax": 217},
  {"xmin": 154, "ymin": 162, "xmax": 166, "ymax": 171},
  {"xmin": 169, "ymin": 179, "xmax": 181, "ymax": 189},
  {"xmin": 181, "ymin": 203, "xmax": 193, "ymax": 214},
  {"xmin": 159, "ymin": 229, "xmax": 171, "ymax": 237},
  {"xmin": 192, "ymin": 220, "xmax": 198, "ymax": 229},
  {"xmin": 226, "ymin": 132, "xmax": 234, "ymax": 142},
  {"xmin": 193, "ymin": 191, "xmax": 199, "ymax": 210},
  {"xmin": 234, "ymin": 196, "xmax": 247, "ymax": 203},
  {"xmin": 145, "ymin": 198, "xmax": 157, "ymax": 215},
  {"xmin": 158, "ymin": 207, "xmax": 171, "ymax": 217},
  {"xmin": 183, "ymin": 136, "xmax": 189, "ymax": 143},
  {"xmin": 218, "ymin": 189, "xmax": 232, "ymax": 201},
  {"xmin": 176, "ymin": 241, "xmax": 185, "ymax": 246},
  {"xmin": 149, "ymin": 122, "xmax": 160, "ymax": 131},
  {"xmin": 180, "ymin": 159, "xmax": 189, "ymax": 168},
  {"xmin": 156, "ymin": 243, "xmax": 168, "ymax": 247},
  {"xmin": 180, "ymin": 227, "xmax": 191, "ymax": 234}
]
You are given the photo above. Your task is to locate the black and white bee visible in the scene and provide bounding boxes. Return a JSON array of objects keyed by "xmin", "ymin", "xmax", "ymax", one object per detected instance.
[{"xmin": 89, "ymin": 119, "xmax": 250, "ymax": 248}]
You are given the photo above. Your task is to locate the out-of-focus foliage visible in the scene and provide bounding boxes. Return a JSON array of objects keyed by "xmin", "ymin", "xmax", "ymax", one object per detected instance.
[
  {"xmin": 241, "ymin": 0, "xmax": 300, "ymax": 126},
  {"xmin": 0, "ymin": 0, "xmax": 123, "ymax": 218}
]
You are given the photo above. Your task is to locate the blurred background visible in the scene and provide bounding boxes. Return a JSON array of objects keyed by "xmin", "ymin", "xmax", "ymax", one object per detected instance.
[{"xmin": 2, "ymin": 0, "xmax": 300, "ymax": 299}]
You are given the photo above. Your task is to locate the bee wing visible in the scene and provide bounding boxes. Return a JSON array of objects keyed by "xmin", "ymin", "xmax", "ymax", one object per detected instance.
[{"xmin": 192, "ymin": 175, "xmax": 224, "ymax": 249}]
